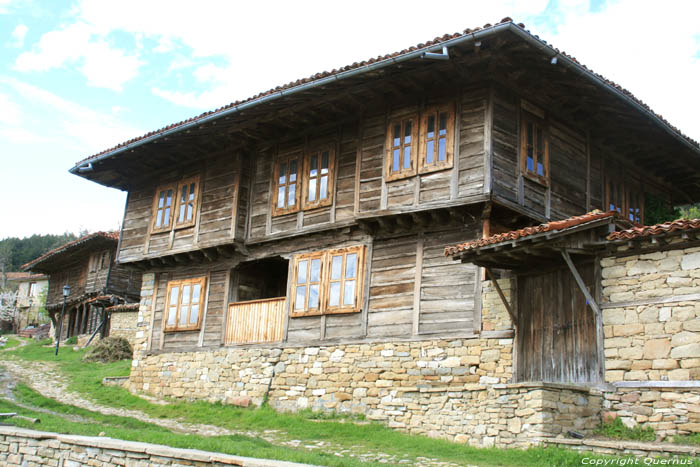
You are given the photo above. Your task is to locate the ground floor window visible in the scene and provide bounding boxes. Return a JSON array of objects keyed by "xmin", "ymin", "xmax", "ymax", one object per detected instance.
[
  {"xmin": 291, "ymin": 245, "xmax": 366, "ymax": 317},
  {"xmin": 164, "ymin": 277, "xmax": 206, "ymax": 332}
]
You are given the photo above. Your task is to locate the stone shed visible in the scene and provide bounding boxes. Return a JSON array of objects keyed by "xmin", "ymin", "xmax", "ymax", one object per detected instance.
[{"xmin": 448, "ymin": 212, "xmax": 700, "ymax": 441}]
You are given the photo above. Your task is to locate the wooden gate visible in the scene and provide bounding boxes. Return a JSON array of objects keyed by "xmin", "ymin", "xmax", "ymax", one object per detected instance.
[
  {"xmin": 517, "ymin": 263, "xmax": 599, "ymax": 383},
  {"xmin": 224, "ymin": 297, "xmax": 286, "ymax": 345}
]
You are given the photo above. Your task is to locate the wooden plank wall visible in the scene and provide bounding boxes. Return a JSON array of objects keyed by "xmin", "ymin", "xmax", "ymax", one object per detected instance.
[
  {"xmin": 224, "ymin": 298, "xmax": 285, "ymax": 345},
  {"xmin": 47, "ymin": 261, "xmax": 87, "ymax": 306},
  {"xmin": 118, "ymin": 150, "xmax": 241, "ymax": 263},
  {"xmin": 419, "ymin": 229, "xmax": 479, "ymax": 334},
  {"xmin": 516, "ymin": 263, "xmax": 598, "ymax": 383}
]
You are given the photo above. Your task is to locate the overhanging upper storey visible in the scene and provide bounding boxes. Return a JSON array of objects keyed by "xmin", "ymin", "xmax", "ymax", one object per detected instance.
[{"xmin": 70, "ymin": 19, "xmax": 700, "ymax": 203}]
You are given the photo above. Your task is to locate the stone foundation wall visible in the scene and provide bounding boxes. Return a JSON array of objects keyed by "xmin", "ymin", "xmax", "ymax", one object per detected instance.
[
  {"xmin": 0, "ymin": 426, "xmax": 304, "ymax": 466},
  {"xmin": 601, "ymin": 247, "xmax": 700, "ymax": 383},
  {"xmin": 109, "ymin": 311, "xmax": 139, "ymax": 345},
  {"xmin": 604, "ymin": 386, "xmax": 700, "ymax": 440}
]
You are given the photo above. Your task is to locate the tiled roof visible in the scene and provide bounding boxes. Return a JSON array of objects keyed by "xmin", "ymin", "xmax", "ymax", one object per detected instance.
[
  {"xmin": 445, "ymin": 211, "xmax": 616, "ymax": 256},
  {"xmin": 22, "ymin": 231, "xmax": 119, "ymax": 271},
  {"xmin": 607, "ymin": 219, "xmax": 700, "ymax": 241},
  {"xmin": 3, "ymin": 272, "xmax": 47, "ymax": 281},
  {"xmin": 106, "ymin": 303, "xmax": 140, "ymax": 312},
  {"xmin": 73, "ymin": 18, "xmax": 698, "ymax": 168}
]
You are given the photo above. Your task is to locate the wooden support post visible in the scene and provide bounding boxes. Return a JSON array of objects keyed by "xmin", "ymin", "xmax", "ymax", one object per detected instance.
[
  {"xmin": 484, "ymin": 267, "xmax": 517, "ymax": 325},
  {"xmin": 561, "ymin": 249, "xmax": 601, "ymax": 317}
]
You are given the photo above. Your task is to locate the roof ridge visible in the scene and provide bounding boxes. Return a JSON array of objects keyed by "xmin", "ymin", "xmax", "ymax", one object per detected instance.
[
  {"xmin": 72, "ymin": 18, "xmax": 698, "ymax": 169},
  {"xmin": 22, "ymin": 231, "xmax": 119, "ymax": 271}
]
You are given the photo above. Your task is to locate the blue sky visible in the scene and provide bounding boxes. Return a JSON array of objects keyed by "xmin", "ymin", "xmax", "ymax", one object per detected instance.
[{"xmin": 1, "ymin": 0, "xmax": 698, "ymax": 238}]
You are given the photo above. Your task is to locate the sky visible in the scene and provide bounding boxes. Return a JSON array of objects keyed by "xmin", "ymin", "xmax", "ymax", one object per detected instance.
[{"xmin": 0, "ymin": 0, "xmax": 698, "ymax": 239}]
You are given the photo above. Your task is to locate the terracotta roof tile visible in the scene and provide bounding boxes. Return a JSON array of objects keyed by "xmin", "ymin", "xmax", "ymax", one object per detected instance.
[
  {"xmin": 74, "ymin": 18, "xmax": 698, "ymax": 168},
  {"xmin": 22, "ymin": 231, "xmax": 119, "ymax": 271},
  {"xmin": 445, "ymin": 211, "xmax": 616, "ymax": 256},
  {"xmin": 607, "ymin": 219, "xmax": 700, "ymax": 241}
]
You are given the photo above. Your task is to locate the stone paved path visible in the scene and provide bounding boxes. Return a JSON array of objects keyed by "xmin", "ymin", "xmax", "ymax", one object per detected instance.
[{"xmin": 0, "ymin": 355, "xmax": 466, "ymax": 466}]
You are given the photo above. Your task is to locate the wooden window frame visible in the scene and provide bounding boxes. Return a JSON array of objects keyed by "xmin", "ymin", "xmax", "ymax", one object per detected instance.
[
  {"xmin": 418, "ymin": 103, "xmax": 455, "ymax": 174},
  {"xmin": 173, "ymin": 175, "xmax": 201, "ymax": 229},
  {"xmin": 605, "ymin": 174, "xmax": 644, "ymax": 224},
  {"xmin": 385, "ymin": 114, "xmax": 419, "ymax": 182},
  {"xmin": 290, "ymin": 245, "xmax": 366, "ymax": 318},
  {"xmin": 163, "ymin": 277, "xmax": 207, "ymax": 332},
  {"xmin": 520, "ymin": 109, "xmax": 550, "ymax": 186},
  {"xmin": 151, "ymin": 184, "xmax": 176, "ymax": 233},
  {"xmin": 271, "ymin": 155, "xmax": 301, "ymax": 216},
  {"xmin": 302, "ymin": 145, "xmax": 335, "ymax": 210}
]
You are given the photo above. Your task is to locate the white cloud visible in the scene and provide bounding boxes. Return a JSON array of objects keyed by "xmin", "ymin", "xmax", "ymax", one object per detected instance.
[
  {"xmin": 0, "ymin": 93, "xmax": 21, "ymax": 124},
  {"xmin": 15, "ymin": 21, "xmax": 141, "ymax": 91},
  {"xmin": 0, "ymin": 77, "xmax": 144, "ymax": 153},
  {"xmin": 10, "ymin": 24, "xmax": 27, "ymax": 47}
]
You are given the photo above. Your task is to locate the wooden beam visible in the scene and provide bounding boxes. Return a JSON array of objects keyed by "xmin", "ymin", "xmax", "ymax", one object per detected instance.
[
  {"xmin": 484, "ymin": 267, "xmax": 517, "ymax": 325},
  {"xmin": 560, "ymin": 249, "xmax": 601, "ymax": 318}
]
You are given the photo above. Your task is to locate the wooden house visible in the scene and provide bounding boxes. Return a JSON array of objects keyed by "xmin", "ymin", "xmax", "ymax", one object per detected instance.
[
  {"xmin": 67, "ymin": 19, "xmax": 700, "ymax": 444},
  {"xmin": 22, "ymin": 232, "xmax": 141, "ymax": 343}
]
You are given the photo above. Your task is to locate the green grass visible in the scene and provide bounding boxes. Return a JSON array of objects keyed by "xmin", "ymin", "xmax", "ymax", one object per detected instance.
[
  {"xmin": 1, "ymin": 335, "xmax": 23, "ymax": 350},
  {"xmin": 4, "ymin": 338, "xmax": 630, "ymax": 467},
  {"xmin": 64, "ymin": 336, "xmax": 78, "ymax": 345},
  {"xmin": 594, "ymin": 417, "xmax": 656, "ymax": 442},
  {"xmin": 673, "ymin": 434, "xmax": 700, "ymax": 446}
]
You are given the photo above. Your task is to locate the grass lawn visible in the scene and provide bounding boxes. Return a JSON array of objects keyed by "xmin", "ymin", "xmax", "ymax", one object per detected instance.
[
  {"xmin": 3, "ymin": 339, "xmax": 627, "ymax": 466},
  {"xmin": 1, "ymin": 335, "xmax": 24, "ymax": 350}
]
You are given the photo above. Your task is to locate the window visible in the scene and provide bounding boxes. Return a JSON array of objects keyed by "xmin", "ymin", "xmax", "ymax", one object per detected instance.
[
  {"xmin": 385, "ymin": 115, "xmax": 419, "ymax": 181},
  {"xmin": 28, "ymin": 282, "xmax": 37, "ymax": 297},
  {"xmin": 99, "ymin": 251, "xmax": 110, "ymax": 270},
  {"xmin": 303, "ymin": 147, "xmax": 335, "ymax": 210},
  {"xmin": 174, "ymin": 177, "xmax": 200, "ymax": 228},
  {"xmin": 605, "ymin": 174, "xmax": 644, "ymax": 224},
  {"xmin": 290, "ymin": 245, "xmax": 365, "ymax": 317},
  {"xmin": 419, "ymin": 103, "xmax": 455, "ymax": 173},
  {"xmin": 272, "ymin": 155, "xmax": 300, "ymax": 216},
  {"xmin": 164, "ymin": 277, "xmax": 206, "ymax": 332},
  {"xmin": 520, "ymin": 109, "xmax": 549, "ymax": 184},
  {"xmin": 152, "ymin": 185, "xmax": 175, "ymax": 232},
  {"xmin": 151, "ymin": 177, "xmax": 200, "ymax": 233}
]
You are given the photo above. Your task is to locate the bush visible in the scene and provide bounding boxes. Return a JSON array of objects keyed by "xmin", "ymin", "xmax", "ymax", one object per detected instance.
[
  {"xmin": 65, "ymin": 336, "xmax": 78, "ymax": 345},
  {"xmin": 82, "ymin": 337, "xmax": 133, "ymax": 363}
]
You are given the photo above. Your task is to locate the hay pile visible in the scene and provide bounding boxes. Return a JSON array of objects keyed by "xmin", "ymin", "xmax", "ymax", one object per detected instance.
[{"xmin": 83, "ymin": 337, "xmax": 133, "ymax": 363}]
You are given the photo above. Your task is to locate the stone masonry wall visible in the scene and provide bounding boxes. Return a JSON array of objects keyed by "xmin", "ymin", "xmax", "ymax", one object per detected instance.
[
  {"xmin": 0, "ymin": 425, "xmax": 304, "ymax": 466},
  {"xmin": 601, "ymin": 246, "xmax": 700, "ymax": 382},
  {"xmin": 604, "ymin": 387, "xmax": 700, "ymax": 440},
  {"xmin": 481, "ymin": 278, "xmax": 514, "ymax": 332},
  {"xmin": 109, "ymin": 311, "xmax": 139, "ymax": 346}
]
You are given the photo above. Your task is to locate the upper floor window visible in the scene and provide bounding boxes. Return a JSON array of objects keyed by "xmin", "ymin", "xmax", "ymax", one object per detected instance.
[
  {"xmin": 272, "ymin": 155, "xmax": 300, "ymax": 216},
  {"xmin": 385, "ymin": 103, "xmax": 455, "ymax": 182},
  {"xmin": 272, "ymin": 146, "xmax": 336, "ymax": 216},
  {"xmin": 28, "ymin": 282, "xmax": 37, "ymax": 297},
  {"xmin": 164, "ymin": 277, "xmax": 206, "ymax": 332},
  {"xmin": 605, "ymin": 174, "xmax": 643, "ymax": 224},
  {"xmin": 303, "ymin": 147, "xmax": 335, "ymax": 210},
  {"xmin": 152, "ymin": 176, "xmax": 201, "ymax": 233},
  {"xmin": 290, "ymin": 245, "xmax": 366, "ymax": 317},
  {"xmin": 520, "ymin": 104, "xmax": 549, "ymax": 184},
  {"xmin": 419, "ymin": 103, "xmax": 455, "ymax": 173}
]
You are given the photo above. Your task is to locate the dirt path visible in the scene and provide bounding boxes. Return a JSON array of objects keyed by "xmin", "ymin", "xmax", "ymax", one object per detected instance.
[{"xmin": 0, "ymin": 358, "xmax": 464, "ymax": 466}]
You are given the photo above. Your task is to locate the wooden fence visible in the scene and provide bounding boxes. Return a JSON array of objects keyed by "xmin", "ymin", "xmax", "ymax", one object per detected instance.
[{"xmin": 224, "ymin": 297, "xmax": 286, "ymax": 345}]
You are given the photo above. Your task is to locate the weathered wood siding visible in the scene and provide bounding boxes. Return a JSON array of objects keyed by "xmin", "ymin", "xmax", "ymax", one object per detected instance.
[
  {"xmin": 517, "ymin": 263, "xmax": 598, "ymax": 383},
  {"xmin": 118, "ymin": 150, "xmax": 241, "ymax": 263},
  {"xmin": 47, "ymin": 262, "xmax": 87, "ymax": 307},
  {"xmin": 419, "ymin": 230, "xmax": 479, "ymax": 334}
]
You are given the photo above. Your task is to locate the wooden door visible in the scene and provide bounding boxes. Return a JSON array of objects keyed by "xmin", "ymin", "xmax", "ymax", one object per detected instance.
[{"xmin": 517, "ymin": 263, "xmax": 599, "ymax": 383}]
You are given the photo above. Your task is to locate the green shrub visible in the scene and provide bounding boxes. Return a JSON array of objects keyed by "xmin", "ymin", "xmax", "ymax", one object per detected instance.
[
  {"xmin": 594, "ymin": 417, "xmax": 656, "ymax": 442},
  {"xmin": 83, "ymin": 337, "xmax": 132, "ymax": 363},
  {"xmin": 64, "ymin": 336, "xmax": 78, "ymax": 345}
]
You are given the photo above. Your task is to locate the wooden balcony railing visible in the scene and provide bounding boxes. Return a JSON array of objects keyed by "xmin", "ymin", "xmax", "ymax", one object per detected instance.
[{"xmin": 224, "ymin": 297, "xmax": 286, "ymax": 345}]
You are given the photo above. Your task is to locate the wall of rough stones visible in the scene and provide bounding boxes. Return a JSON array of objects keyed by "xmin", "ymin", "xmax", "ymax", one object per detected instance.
[
  {"xmin": 480, "ymin": 278, "xmax": 514, "ymax": 332},
  {"xmin": 601, "ymin": 246, "xmax": 700, "ymax": 383},
  {"xmin": 109, "ymin": 310, "xmax": 139, "ymax": 345},
  {"xmin": 604, "ymin": 386, "xmax": 700, "ymax": 440},
  {"xmin": 0, "ymin": 426, "xmax": 302, "ymax": 466}
]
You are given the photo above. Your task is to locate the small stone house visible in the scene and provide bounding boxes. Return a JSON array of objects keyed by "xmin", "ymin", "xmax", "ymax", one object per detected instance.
[
  {"xmin": 14, "ymin": 273, "xmax": 49, "ymax": 329},
  {"xmin": 65, "ymin": 19, "xmax": 700, "ymax": 446},
  {"xmin": 22, "ymin": 232, "xmax": 142, "ymax": 345}
]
